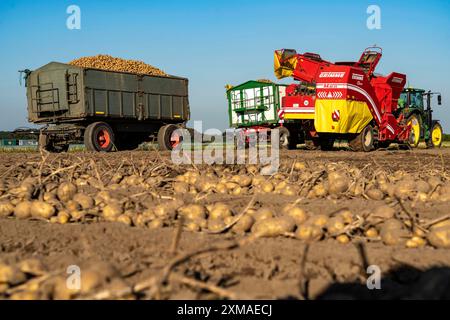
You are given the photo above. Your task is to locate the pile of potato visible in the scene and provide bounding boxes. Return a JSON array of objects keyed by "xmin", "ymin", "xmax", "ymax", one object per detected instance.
[
  {"xmin": 69, "ymin": 54, "xmax": 168, "ymax": 76},
  {"xmin": 0, "ymin": 157, "xmax": 449, "ymax": 249}
]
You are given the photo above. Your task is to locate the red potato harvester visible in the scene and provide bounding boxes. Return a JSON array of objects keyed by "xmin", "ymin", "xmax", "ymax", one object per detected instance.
[{"xmin": 274, "ymin": 46, "xmax": 410, "ymax": 151}]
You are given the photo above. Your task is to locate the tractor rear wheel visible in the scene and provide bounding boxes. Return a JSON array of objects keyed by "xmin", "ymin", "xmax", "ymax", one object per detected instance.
[
  {"xmin": 84, "ymin": 122, "xmax": 115, "ymax": 152},
  {"xmin": 407, "ymin": 114, "xmax": 421, "ymax": 148},
  {"xmin": 349, "ymin": 125, "xmax": 374, "ymax": 152},
  {"xmin": 158, "ymin": 124, "xmax": 182, "ymax": 151},
  {"xmin": 427, "ymin": 122, "xmax": 443, "ymax": 148}
]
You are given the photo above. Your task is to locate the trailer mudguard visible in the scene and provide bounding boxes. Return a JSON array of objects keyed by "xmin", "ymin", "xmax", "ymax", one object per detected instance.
[{"xmin": 314, "ymin": 99, "xmax": 373, "ymax": 134}]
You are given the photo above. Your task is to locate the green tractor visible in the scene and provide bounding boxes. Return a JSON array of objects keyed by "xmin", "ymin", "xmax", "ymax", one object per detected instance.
[{"xmin": 398, "ymin": 88, "xmax": 443, "ymax": 148}]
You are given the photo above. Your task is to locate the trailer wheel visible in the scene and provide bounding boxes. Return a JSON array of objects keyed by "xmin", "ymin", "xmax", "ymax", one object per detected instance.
[
  {"xmin": 427, "ymin": 122, "xmax": 443, "ymax": 148},
  {"xmin": 407, "ymin": 114, "xmax": 421, "ymax": 148},
  {"xmin": 84, "ymin": 122, "xmax": 115, "ymax": 152},
  {"xmin": 349, "ymin": 125, "xmax": 374, "ymax": 152},
  {"xmin": 158, "ymin": 124, "xmax": 182, "ymax": 151}
]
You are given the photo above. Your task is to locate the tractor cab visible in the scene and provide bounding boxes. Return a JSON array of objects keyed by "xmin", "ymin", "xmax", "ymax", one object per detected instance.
[{"xmin": 399, "ymin": 88, "xmax": 426, "ymax": 111}]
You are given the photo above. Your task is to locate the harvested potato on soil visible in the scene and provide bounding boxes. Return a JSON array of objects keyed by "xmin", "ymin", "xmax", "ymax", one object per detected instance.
[
  {"xmin": 252, "ymin": 216, "xmax": 295, "ymax": 237},
  {"xmin": 296, "ymin": 223, "xmax": 323, "ymax": 241},
  {"xmin": 13, "ymin": 201, "xmax": 32, "ymax": 219},
  {"xmin": 282, "ymin": 204, "xmax": 308, "ymax": 225},
  {"xmin": 380, "ymin": 219, "xmax": 409, "ymax": 246},
  {"xmin": 427, "ymin": 225, "xmax": 450, "ymax": 248},
  {"xmin": 231, "ymin": 215, "xmax": 255, "ymax": 234},
  {"xmin": 30, "ymin": 201, "xmax": 56, "ymax": 219},
  {"xmin": 0, "ymin": 201, "xmax": 14, "ymax": 217}
]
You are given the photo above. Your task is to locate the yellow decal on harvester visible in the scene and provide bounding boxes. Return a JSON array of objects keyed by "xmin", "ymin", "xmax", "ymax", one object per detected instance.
[{"xmin": 314, "ymin": 99, "xmax": 373, "ymax": 134}]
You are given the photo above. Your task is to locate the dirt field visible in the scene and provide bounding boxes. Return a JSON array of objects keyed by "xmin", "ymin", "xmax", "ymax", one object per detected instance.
[{"xmin": 0, "ymin": 148, "xmax": 450, "ymax": 300}]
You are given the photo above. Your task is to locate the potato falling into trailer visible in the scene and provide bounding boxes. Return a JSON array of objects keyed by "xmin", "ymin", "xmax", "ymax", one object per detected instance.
[{"xmin": 23, "ymin": 55, "xmax": 189, "ymax": 152}]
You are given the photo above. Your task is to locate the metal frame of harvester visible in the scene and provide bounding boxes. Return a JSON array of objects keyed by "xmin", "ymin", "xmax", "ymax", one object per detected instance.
[{"xmin": 274, "ymin": 46, "xmax": 413, "ymax": 151}]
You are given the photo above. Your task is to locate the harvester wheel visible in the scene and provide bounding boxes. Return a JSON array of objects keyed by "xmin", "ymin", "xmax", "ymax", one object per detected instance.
[
  {"xmin": 407, "ymin": 114, "xmax": 421, "ymax": 148},
  {"xmin": 427, "ymin": 122, "xmax": 443, "ymax": 148},
  {"xmin": 84, "ymin": 122, "xmax": 115, "ymax": 152},
  {"xmin": 278, "ymin": 127, "xmax": 291, "ymax": 149},
  {"xmin": 158, "ymin": 124, "xmax": 182, "ymax": 151},
  {"xmin": 349, "ymin": 125, "xmax": 374, "ymax": 152}
]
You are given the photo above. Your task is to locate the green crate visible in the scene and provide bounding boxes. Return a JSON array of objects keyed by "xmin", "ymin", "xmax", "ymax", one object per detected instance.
[{"xmin": 226, "ymin": 80, "xmax": 287, "ymax": 128}]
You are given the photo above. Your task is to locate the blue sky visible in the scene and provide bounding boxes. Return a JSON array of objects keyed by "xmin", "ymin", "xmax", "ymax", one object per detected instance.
[{"xmin": 0, "ymin": 0, "xmax": 449, "ymax": 131}]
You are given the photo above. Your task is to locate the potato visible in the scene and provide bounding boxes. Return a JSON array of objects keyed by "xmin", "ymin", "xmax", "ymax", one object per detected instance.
[
  {"xmin": 334, "ymin": 208, "xmax": 353, "ymax": 224},
  {"xmin": 326, "ymin": 216, "xmax": 346, "ymax": 235},
  {"xmin": 308, "ymin": 214, "xmax": 329, "ymax": 228},
  {"xmin": 14, "ymin": 200, "xmax": 32, "ymax": 219},
  {"xmin": 173, "ymin": 181, "xmax": 189, "ymax": 193},
  {"xmin": 70, "ymin": 210, "xmax": 85, "ymax": 221},
  {"xmin": 0, "ymin": 201, "xmax": 14, "ymax": 217},
  {"xmin": 366, "ymin": 188, "xmax": 385, "ymax": 200},
  {"xmin": 235, "ymin": 175, "xmax": 252, "ymax": 187},
  {"xmin": 0, "ymin": 264, "xmax": 27, "ymax": 285},
  {"xmin": 295, "ymin": 224, "xmax": 323, "ymax": 241},
  {"xmin": 394, "ymin": 179, "xmax": 415, "ymax": 199},
  {"xmin": 336, "ymin": 234, "xmax": 350, "ymax": 244},
  {"xmin": 293, "ymin": 162, "xmax": 307, "ymax": 171},
  {"xmin": 79, "ymin": 270, "xmax": 103, "ymax": 294},
  {"xmin": 185, "ymin": 221, "xmax": 200, "ymax": 232},
  {"xmin": 65, "ymin": 200, "xmax": 80, "ymax": 212},
  {"xmin": 154, "ymin": 204, "xmax": 175, "ymax": 218},
  {"xmin": 52, "ymin": 276, "xmax": 78, "ymax": 299},
  {"xmin": 405, "ymin": 236, "xmax": 427, "ymax": 248},
  {"xmin": 260, "ymin": 181, "xmax": 274, "ymax": 193},
  {"xmin": 427, "ymin": 225, "xmax": 450, "ymax": 248},
  {"xmin": 223, "ymin": 215, "xmax": 234, "ymax": 225},
  {"xmin": 10, "ymin": 291, "xmax": 40, "ymax": 300},
  {"xmin": 380, "ymin": 219, "xmax": 408, "ymax": 246},
  {"xmin": 327, "ymin": 172, "xmax": 349, "ymax": 194},
  {"xmin": 116, "ymin": 214, "xmax": 132, "ymax": 226},
  {"xmin": 208, "ymin": 202, "xmax": 233, "ymax": 220},
  {"xmin": 208, "ymin": 218, "xmax": 225, "ymax": 232},
  {"xmin": 368, "ymin": 205, "xmax": 396, "ymax": 224},
  {"xmin": 252, "ymin": 216, "xmax": 295, "ymax": 237},
  {"xmin": 148, "ymin": 218, "xmax": 164, "ymax": 229},
  {"xmin": 252, "ymin": 175, "xmax": 266, "ymax": 186},
  {"xmin": 364, "ymin": 227, "xmax": 379, "ymax": 238},
  {"xmin": 415, "ymin": 180, "xmax": 431, "ymax": 193},
  {"xmin": 216, "ymin": 183, "xmax": 228, "ymax": 194},
  {"xmin": 281, "ymin": 185, "xmax": 299, "ymax": 196},
  {"xmin": 179, "ymin": 204, "xmax": 207, "ymax": 220},
  {"xmin": 53, "ymin": 211, "xmax": 68, "ymax": 224},
  {"xmin": 57, "ymin": 182, "xmax": 77, "ymax": 202},
  {"xmin": 312, "ymin": 183, "xmax": 327, "ymax": 197},
  {"xmin": 231, "ymin": 215, "xmax": 255, "ymax": 234},
  {"xmin": 30, "ymin": 200, "xmax": 56, "ymax": 219},
  {"xmin": 102, "ymin": 202, "xmax": 123, "ymax": 221},
  {"xmin": 253, "ymin": 207, "xmax": 274, "ymax": 221},
  {"xmin": 282, "ymin": 205, "xmax": 308, "ymax": 225},
  {"xmin": 73, "ymin": 193, "xmax": 94, "ymax": 210},
  {"xmin": 18, "ymin": 258, "xmax": 47, "ymax": 276}
]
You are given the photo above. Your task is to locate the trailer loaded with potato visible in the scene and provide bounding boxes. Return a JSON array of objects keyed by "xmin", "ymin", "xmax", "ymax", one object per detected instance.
[{"xmin": 23, "ymin": 56, "xmax": 190, "ymax": 152}]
